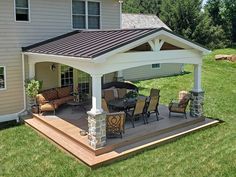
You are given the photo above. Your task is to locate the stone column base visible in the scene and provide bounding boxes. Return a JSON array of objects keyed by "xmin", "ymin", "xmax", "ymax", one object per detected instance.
[
  {"xmin": 190, "ymin": 91, "xmax": 205, "ymax": 117},
  {"xmin": 87, "ymin": 111, "xmax": 106, "ymax": 149}
]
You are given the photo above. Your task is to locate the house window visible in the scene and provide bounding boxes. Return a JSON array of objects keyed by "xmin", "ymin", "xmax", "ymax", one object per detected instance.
[
  {"xmin": 152, "ymin": 64, "xmax": 161, "ymax": 69},
  {"xmin": 0, "ymin": 66, "xmax": 6, "ymax": 90},
  {"xmin": 15, "ymin": 0, "xmax": 29, "ymax": 21},
  {"xmin": 88, "ymin": 1, "xmax": 100, "ymax": 29},
  {"xmin": 61, "ymin": 65, "xmax": 73, "ymax": 87},
  {"xmin": 72, "ymin": 0, "xmax": 100, "ymax": 29}
]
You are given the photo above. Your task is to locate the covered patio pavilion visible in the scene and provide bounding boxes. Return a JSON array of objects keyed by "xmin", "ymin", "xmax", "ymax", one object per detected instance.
[{"xmin": 23, "ymin": 27, "xmax": 210, "ymax": 150}]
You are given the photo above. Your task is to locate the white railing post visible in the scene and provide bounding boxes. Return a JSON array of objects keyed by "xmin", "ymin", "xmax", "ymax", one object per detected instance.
[
  {"xmin": 193, "ymin": 64, "xmax": 202, "ymax": 92},
  {"xmin": 87, "ymin": 74, "xmax": 106, "ymax": 149},
  {"xmin": 90, "ymin": 74, "xmax": 103, "ymax": 114},
  {"xmin": 190, "ymin": 63, "xmax": 204, "ymax": 117}
]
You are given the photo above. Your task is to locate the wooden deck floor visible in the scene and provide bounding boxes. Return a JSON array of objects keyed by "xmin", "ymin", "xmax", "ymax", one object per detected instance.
[{"xmin": 25, "ymin": 105, "xmax": 220, "ymax": 168}]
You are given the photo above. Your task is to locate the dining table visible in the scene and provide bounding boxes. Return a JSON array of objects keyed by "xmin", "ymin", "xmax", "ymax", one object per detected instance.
[{"xmin": 108, "ymin": 96, "xmax": 148, "ymax": 111}]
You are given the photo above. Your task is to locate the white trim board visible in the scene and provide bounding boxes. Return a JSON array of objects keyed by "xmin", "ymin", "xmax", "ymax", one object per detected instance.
[
  {"xmin": 94, "ymin": 29, "xmax": 210, "ymax": 62},
  {"xmin": 0, "ymin": 113, "xmax": 19, "ymax": 123}
]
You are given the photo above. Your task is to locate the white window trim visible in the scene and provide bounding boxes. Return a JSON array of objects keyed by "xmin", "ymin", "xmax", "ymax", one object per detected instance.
[
  {"xmin": 151, "ymin": 63, "xmax": 161, "ymax": 69},
  {"xmin": 14, "ymin": 0, "xmax": 31, "ymax": 23},
  {"xmin": 0, "ymin": 66, "xmax": 7, "ymax": 91},
  {"xmin": 71, "ymin": 0, "xmax": 102, "ymax": 30}
]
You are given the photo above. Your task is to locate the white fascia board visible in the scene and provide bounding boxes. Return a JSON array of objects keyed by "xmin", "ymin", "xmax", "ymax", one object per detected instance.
[
  {"xmin": 23, "ymin": 52, "xmax": 94, "ymax": 63},
  {"xmin": 24, "ymin": 52, "xmax": 98, "ymax": 75}
]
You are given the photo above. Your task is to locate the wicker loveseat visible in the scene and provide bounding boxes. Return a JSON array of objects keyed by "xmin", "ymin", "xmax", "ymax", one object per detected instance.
[{"xmin": 36, "ymin": 86, "xmax": 74, "ymax": 114}]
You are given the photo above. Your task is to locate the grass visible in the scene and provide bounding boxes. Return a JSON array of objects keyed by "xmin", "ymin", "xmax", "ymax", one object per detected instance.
[{"xmin": 1, "ymin": 48, "xmax": 236, "ymax": 177}]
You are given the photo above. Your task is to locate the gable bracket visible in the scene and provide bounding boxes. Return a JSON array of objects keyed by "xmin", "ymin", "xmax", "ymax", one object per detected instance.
[{"xmin": 148, "ymin": 38, "xmax": 164, "ymax": 52}]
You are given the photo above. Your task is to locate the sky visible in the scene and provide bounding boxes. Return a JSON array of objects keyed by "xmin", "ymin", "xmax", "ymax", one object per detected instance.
[{"xmin": 202, "ymin": 0, "xmax": 208, "ymax": 5}]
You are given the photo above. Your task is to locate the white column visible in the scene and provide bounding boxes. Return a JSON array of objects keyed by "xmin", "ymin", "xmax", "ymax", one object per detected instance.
[
  {"xmin": 90, "ymin": 74, "xmax": 103, "ymax": 114},
  {"xmin": 28, "ymin": 59, "xmax": 36, "ymax": 79},
  {"xmin": 193, "ymin": 64, "xmax": 202, "ymax": 92}
]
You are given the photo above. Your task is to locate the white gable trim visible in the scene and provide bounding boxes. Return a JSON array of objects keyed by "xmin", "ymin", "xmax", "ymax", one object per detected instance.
[{"xmin": 93, "ymin": 29, "xmax": 210, "ymax": 63}]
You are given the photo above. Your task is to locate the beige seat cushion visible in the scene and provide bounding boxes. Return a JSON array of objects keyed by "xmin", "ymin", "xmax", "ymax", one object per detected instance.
[
  {"xmin": 36, "ymin": 94, "xmax": 47, "ymax": 105},
  {"xmin": 42, "ymin": 89, "xmax": 58, "ymax": 101},
  {"xmin": 40, "ymin": 103, "xmax": 55, "ymax": 111},
  {"xmin": 53, "ymin": 96, "xmax": 74, "ymax": 108}
]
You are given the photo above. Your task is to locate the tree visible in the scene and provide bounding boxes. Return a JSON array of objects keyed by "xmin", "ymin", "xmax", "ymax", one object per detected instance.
[
  {"xmin": 193, "ymin": 13, "xmax": 228, "ymax": 49},
  {"xmin": 159, "ymin": 0, "xmax": 202, "ymax": 39},
  {"xmin": 205, "ymin": 0, "xmax": 236, "ymax": 44},
  {"xmin": 159, "ymin": 0, "xmax": 228, "ymax": 49},
  {"xmin": 204, "ymin": 0, "xmax": 223, "ymax": 26},
  {"xmin": 223, "ymin": 0, "xmax": 236, "ymax": 43}
]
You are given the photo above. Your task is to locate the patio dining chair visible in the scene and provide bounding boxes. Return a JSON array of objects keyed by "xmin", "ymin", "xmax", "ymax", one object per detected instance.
[
  {"xmin": 118, "ymin": 88, "xmax": 127, "ymax": 99},
  {"xmin": 169, "ymin": 92, "xmax": 191, "ymax": 119},
  {"xmin": 126, "ymin": 97, "xmax": 147, "ymax": 128},
  {"xmin": 150, "ymin": 88, "xmax": 160, "ymax": 97},
  {"xmin": 106, "ymin": 112, "xmax": 126, "ymax": 138},
  {"xmin": 145, "ymin": 96, "xmax": 160, "ymax": 122},
  {"xmin": 104, "ymin": 89, "xmax": 115, "ymax": 103},
  {"xmin": 102, "ymin": 98, "xmax": 110, "ymax": 113}
]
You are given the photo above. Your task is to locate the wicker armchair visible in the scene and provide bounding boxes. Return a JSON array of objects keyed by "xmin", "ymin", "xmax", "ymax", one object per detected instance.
[
  {"xmin": 146, "ymin": 96, "xmax": 160, "ymax": 122},
  {"xmin": 126, "ymin": 98, "xmax": 146, "ymax": 128},
  {"xmin": 106, "ymin": 112, "xmax": 126, "ymax": 138},
  {"xmin": 169, "ymin": 92, "xmax": 191, "ymax": 119}
]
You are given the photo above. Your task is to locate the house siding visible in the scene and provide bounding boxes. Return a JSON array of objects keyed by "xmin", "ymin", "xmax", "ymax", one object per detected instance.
[
  {"xmin": 123, "ymin": 64, "xmax": 183, "ymax": 81},
  {"xmin": 0, "ymin": 0, "xmax": 120, "ymax": 118},
  {"xmin": 35, "ymin": 62, "xmax": 59, "ymax": 90}
]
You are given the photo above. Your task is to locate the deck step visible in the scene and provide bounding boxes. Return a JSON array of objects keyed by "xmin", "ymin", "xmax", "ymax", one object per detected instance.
[
  {"xmin": 25, "ymin": 118, "xmax": 96, "ymax": 166},
  {"xmin": 32, "ymin": 114, "xmax": 96, "ymax": 155}
]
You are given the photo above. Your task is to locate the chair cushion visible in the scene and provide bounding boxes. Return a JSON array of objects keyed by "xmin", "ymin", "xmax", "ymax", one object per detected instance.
[
  {"xmin": 179, "ymin": 94, "xmax": 190, "ymax": 106},
  {"xmin": 42, "ymin": 89, "xmax": 58, "ymax": 101},
  {"xmin": 53, "ymin": 96, "xmax": 74, "ymax": 108},
  {"xmin": 57, "ymin": 87, "xmax": 71, "ymax": 98},
  {"xmin": 147, "ymin": 96, "xmax": 159, "ymax": 112},
  {"xmin": 117, "ymin": 88, "xmax": 127, "ymax": 99},
  {"xmin": 169, "ymin": 103, "xmax": 185, "ymax": 112},
  {"xmin": 103, "ymin": 89, "xmax": 117, "ymax": 102},
  {"xmin": 40, "ymin": 103, "xmax": 55, "ymax": 111},
  {"xmin": 36, "ymin": 94, "xmax": 47, "ymax": 105}
]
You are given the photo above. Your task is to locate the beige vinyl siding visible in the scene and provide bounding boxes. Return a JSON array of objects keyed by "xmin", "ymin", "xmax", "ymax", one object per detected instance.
[
  {"xmin": 0, "ymin": 0, "xmax": 120, "ymax": 117},
  {"xmin": 104, "ymin": 72, "xmax": 116, "ymax": 84},
  {"xmin": 35, "ymin": 63, "xmax": 59, "ymax": 90},
  {"xmin": 102, "ymin": 0, "xmax": 120, "ymax": 29},
  {"xmin": 123, "ymin": 64, "xmax": 183, "ymax": 81}
]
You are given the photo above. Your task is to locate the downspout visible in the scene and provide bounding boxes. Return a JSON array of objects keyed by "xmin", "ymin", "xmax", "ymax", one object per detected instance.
[
  {"xmin": 17, "ymin": 53, "xmax": 27, "ymax": 121},
  {"xmin": 119, "ymin": 0, "xmax": 123, "ymax": 29}
]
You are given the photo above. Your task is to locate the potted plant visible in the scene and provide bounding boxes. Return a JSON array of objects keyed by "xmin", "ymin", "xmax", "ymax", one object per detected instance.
[{"xmin": 25, "ymin": 79, "xmax": 43, "ymax": 113}]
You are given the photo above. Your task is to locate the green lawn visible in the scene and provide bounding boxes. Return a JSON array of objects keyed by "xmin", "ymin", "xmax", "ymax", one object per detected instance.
[{"xmin": 1, "ymin": 48, "xmax": 236, "ymax": 177}]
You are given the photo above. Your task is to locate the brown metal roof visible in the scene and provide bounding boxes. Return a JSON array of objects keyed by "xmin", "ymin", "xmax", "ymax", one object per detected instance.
[{"xmin": 22, "ymin": 28, "xmax": 159, "ymax": 59}]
